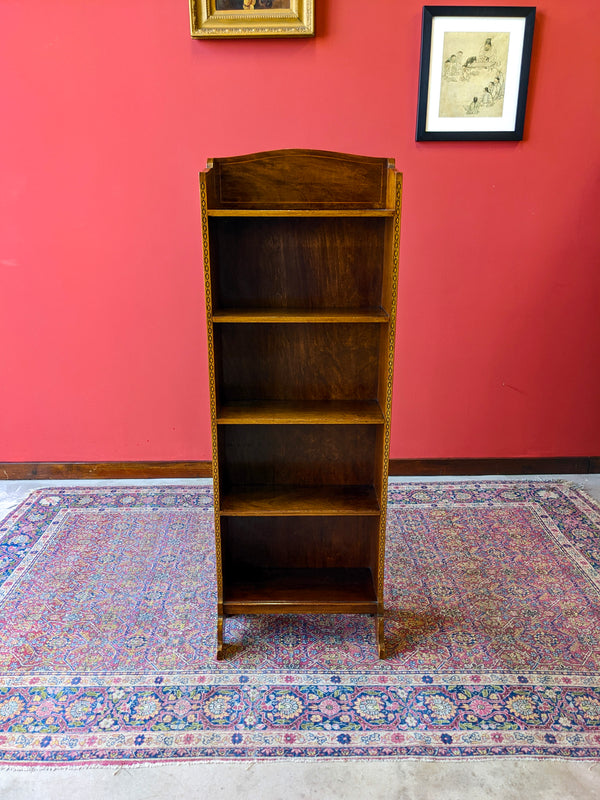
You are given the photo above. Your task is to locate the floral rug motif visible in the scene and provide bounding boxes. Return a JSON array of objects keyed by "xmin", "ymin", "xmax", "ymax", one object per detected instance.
[{"xmin": 1, "ymin": 481, "xmax": 600, "ymax": 763}]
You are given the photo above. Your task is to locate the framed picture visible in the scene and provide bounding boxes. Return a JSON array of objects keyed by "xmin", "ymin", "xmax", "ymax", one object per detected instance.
[
  {"xmin": 416, "ymin": 6, "xmax": 536, "ymax": 141},
  {"xmin": 190, "ymin": 0, "xmax": 314, "ymax": 38}
]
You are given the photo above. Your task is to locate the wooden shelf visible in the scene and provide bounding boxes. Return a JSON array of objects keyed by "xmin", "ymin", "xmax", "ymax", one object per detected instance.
[
  {"xmin": 223, "ymin": 567, "xmax": 377, "ymax": 614},
  {"xmin": 207, "ymin": 209, "xmax": 395, "ymax": 217},
  {"xmin": 212, "ymin": 308, "xmax": 389, "ymax": 323},
  {"xmin": 216, "ymin": 400, "xmax": 385, "ymax": 425},
  {"xmin": 219, "ymin": 485, "xmax": 381, "ymax": 516}
]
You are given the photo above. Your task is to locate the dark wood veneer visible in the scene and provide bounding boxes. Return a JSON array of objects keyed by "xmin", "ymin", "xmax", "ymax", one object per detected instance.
[
  {"xmin": 210, "ymin": 217, "xmax": 385, "ymax": 311},
  {"xmin": 216, "ymin": 322, "xmax": 381, "ymax": 403},
  {"xmin": 208, "ymin": 150, "xmax": 388, "ymax": 209}
]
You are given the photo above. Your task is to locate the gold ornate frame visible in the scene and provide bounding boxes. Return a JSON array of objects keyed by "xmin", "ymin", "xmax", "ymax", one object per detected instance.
[{"xmin": 190, "ymin": 0, "xmax": 314, "ymax": 39}]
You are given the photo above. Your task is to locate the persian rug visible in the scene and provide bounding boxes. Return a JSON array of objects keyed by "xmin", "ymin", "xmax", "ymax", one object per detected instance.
[{"xmin": 1, "ymin": 481, "xmax": 600, "ymax": 764}]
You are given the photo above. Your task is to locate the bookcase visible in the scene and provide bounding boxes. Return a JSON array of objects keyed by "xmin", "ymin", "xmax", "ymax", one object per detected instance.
[{"xmin": 200, "ymin": 149, "xmax": 402, "ymax": 659}]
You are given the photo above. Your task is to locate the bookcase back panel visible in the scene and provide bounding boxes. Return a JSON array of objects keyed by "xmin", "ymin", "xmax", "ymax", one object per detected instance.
[
  {"xmin": 222, "ymin": 516, "xmax": 377, "ymax": 570},
  {"xmin": 219, "ymin": 424, "xmax": 379, "ymax": 487},
  {"xmin": 216, "ymin": 323, "xmax": 380, "ymax": 402},
  {"xmin": 210, "ymin": 218, "xmax": 384, "ymax": 310}
]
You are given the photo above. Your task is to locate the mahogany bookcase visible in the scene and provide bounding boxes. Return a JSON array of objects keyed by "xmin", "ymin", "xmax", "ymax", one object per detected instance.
[{"xmin": 200, "ymin": 149, "xmax": 402, "ymax": 658}]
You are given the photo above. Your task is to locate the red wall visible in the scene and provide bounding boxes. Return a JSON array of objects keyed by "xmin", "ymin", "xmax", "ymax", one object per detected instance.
[{"xmin": 1, "ymin": 1, "xmax": 599, "ymax": 462}]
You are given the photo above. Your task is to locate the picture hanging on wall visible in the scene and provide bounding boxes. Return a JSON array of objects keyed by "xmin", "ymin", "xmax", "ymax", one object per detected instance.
[
  {"xmin": 189, "ymin": 0, "xmax": 314, "ymax": 38},
  {"xmin": 416, "ymin": 6, "xmax": 536, "ymax": 141}
]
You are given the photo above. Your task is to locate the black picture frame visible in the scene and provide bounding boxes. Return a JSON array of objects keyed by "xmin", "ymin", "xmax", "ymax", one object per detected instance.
[{"xmin": 416, "ymin": 6, "xmax": 536, "ymax": 141}]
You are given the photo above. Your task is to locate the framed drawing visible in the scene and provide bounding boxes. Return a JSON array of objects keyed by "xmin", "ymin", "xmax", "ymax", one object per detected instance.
[
  {"xmin": 416, "ymin": 6, "xmax": 536, "ymax": 141},
  {"xmin": 190, "ymin": 0, "xmax": 314, "ymax": 38}
]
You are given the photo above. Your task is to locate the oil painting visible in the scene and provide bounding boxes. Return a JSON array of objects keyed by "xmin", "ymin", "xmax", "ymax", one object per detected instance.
[
  {"xmin": 190, "ymin": 0, "xmax": 314, "ymax": 37},
  {"xmin": 215, "ymin": 1, "xmax": 291, "ymax": 8}
]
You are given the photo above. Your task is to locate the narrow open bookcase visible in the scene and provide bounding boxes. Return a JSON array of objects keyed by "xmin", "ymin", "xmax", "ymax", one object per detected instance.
[{"xmin": 200, "ymin": 149, "xmax": 402, "ymax": 658}]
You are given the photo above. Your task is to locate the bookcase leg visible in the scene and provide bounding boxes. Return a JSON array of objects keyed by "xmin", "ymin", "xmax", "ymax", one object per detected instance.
[
  {"xmin": 216, "ymin": 614, "xmax": 224, "ymax": 660},
  {"xmin": 376, "ymin": 613, "xmax": 386, "ymax": 660}
]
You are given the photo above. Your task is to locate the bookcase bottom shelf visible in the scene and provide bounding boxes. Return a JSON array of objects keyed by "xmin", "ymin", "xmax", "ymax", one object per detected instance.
[{"xmin": 222, "ymin": 567, "xmax": 377, "ymax": 615}]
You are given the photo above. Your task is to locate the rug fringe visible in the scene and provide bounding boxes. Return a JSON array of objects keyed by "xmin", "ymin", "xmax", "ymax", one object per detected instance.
[{"xmin": 1, "ymin": 754, "xmax": 600, "ymax": 771}]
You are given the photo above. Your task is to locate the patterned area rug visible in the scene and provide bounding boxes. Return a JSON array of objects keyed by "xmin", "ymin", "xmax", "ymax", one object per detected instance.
[{"xmin": 1, "ymin": 481, "xmax": 600, "ymax": 764}]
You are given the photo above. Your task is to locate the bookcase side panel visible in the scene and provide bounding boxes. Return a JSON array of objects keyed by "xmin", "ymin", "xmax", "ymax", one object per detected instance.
[
  {"xmin": 200, "ymin": 170, "xmax": 224, "ymax": 640},
  {"xmin": 376, "ymin": 170, "xmax": 403, "ymax": 604}
]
